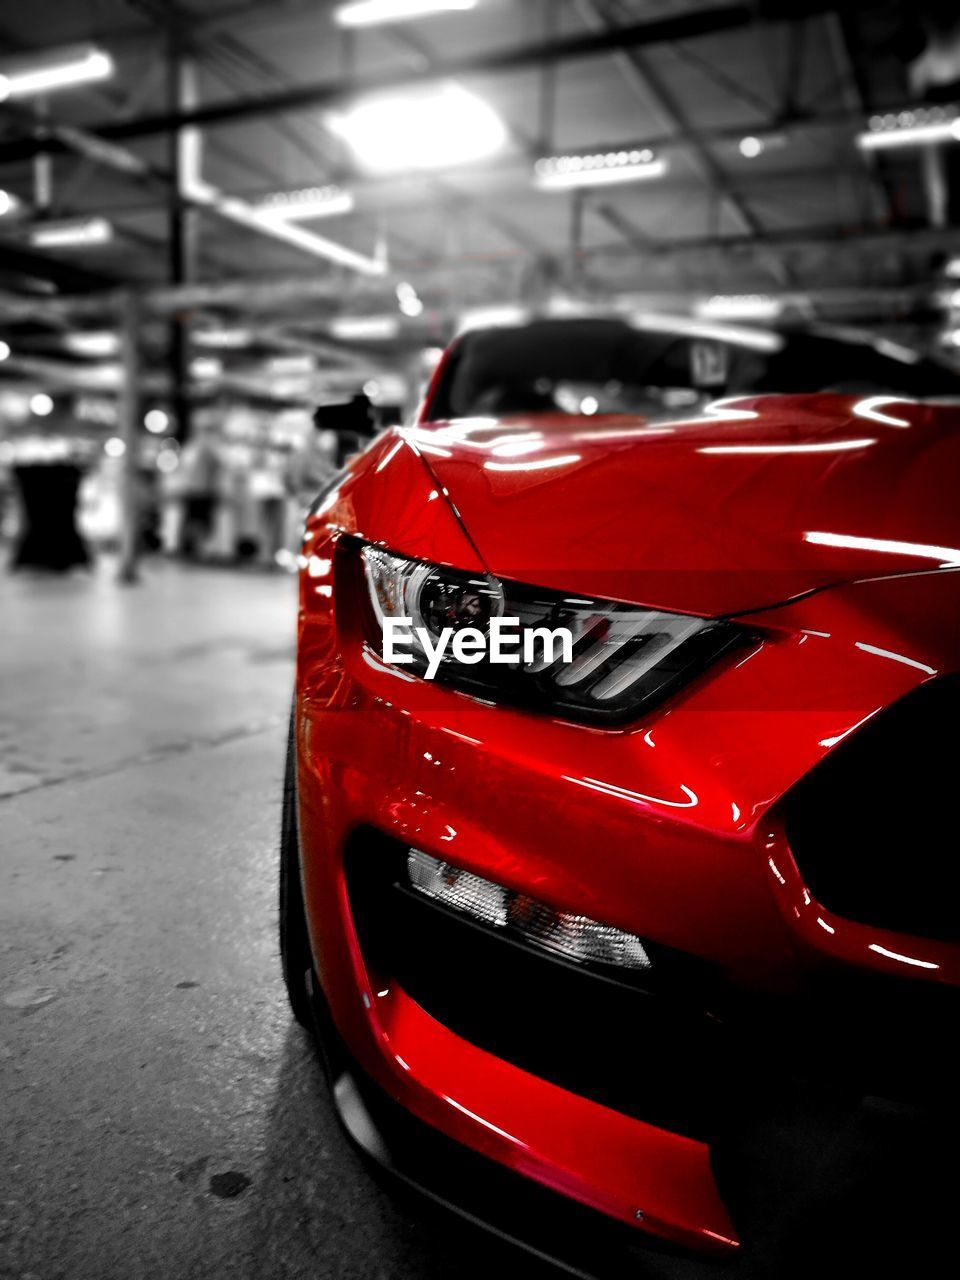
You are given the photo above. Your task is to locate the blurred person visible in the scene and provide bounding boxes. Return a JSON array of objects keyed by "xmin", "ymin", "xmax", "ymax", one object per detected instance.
[
  {"xmin": 248, "ymin": 450, "xmax": 287, "ymax": 568},
  {"xmin": 176, "ymin": 422, "xmax": 221, "ymax": 560},
  {"xmin": 284, "ymin": 423, "xmax": 338, "ymax": 554}
]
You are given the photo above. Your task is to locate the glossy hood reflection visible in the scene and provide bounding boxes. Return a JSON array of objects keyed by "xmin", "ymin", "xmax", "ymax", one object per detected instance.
[{"xmin": 406, "ymin": 393, "xmax": 960, "ymax": 616}]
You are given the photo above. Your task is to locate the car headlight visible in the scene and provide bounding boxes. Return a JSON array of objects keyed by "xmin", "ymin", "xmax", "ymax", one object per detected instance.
[{"xmin": 360, "ymin": 542, "xmax": 749, "ymax": 725}]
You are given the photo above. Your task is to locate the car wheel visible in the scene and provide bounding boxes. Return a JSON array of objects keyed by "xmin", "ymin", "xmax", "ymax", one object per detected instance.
[{"xmin": 279, "ymin": 701, "xmax": 314, "ymax": 1027}]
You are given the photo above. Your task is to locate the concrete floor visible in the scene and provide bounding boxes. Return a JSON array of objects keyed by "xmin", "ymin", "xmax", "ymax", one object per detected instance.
[{"xmin": 0, "ymin": 559, "xmax": 552, "ymax": 1280}]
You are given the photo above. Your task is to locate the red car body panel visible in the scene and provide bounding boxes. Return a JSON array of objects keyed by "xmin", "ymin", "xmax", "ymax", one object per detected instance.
[
  {"xmin": 294, "ymin": 395, "xmax": 960, "ymax": 1256},
  {"xmin": 407, "ymin": 395, "xmax": 960, "ymax": 616}
]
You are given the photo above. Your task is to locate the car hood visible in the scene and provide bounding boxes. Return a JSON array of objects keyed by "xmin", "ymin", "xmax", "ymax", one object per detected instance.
[{"xmin": 407, "ymin": 393, "xmax": 960, "ymax": 616}]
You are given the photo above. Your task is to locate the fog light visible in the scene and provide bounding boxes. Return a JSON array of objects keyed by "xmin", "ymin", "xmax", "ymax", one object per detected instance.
[
  {"xmin": 408, "ymin": 848, "xmax": 508, "ymax": 927},
  {"xmin": 406, "ymin": 849, "xmax": 651, "ymax": 971}
]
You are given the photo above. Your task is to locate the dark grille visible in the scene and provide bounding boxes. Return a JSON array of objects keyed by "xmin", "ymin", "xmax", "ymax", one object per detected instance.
[{"xmin": 784, "ymin": 674, "xmax": 960, "ymax": 943}]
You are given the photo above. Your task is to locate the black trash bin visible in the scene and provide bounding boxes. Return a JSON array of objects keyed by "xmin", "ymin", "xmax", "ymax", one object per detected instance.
[{"xmin": 11, "ymin": 463, "xmax": 91, "ymax": 572}]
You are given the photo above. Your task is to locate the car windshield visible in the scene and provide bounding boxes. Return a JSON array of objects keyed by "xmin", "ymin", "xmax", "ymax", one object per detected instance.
[{"xmin": 426, "ymin": 318, "xmax": 960, "ymax": 421}]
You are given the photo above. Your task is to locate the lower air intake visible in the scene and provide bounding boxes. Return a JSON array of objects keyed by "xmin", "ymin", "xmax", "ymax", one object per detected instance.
[{"xmin": 784, "ymin": 674, "xmax": 960, "ymax": 943}]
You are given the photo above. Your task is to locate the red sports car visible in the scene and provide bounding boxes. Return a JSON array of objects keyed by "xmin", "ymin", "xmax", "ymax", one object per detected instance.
[{"xmin": 281, "ymin": 317, "xmax": 960, "ymax": 1275}]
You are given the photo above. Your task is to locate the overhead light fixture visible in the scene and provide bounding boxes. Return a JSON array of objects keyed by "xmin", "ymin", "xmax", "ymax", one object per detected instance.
[
  {"xmin": 945, "ymin": 257, "xmax": 960, "ymax": 279},
  {"xmin": 144, "ymin": 408, "xmax": 170, "ymax": 434},
  {"xmin": 696, "ymin": 294, "xmax": 784, "ymax": 321},
  {"xmin": 269, "ymin": 353, "xmax": 315, "ymax": 374},
  {"xmin": 328, "ymin": 83, "xmax": 506, "ymax": 172},
  {"xmin": 329, "ymin": 315, "xmax": 400, "ymax": 341},
  {"xmin": 858, "ymin": 107, "xmax": 960, "ymax": 150},
  {"xmin": 0, "ymin": 190, "xmax": 20, "ymax": 217},
  {"xmin": 256, "ymin": 185, "xmax": 355, "ymax": 221},
  {"xmin": 66, "ymin": 331, "xmax": 120, "ymax": 358},
  {"xmin": 942, "ymin": 329, "xmax": 960, "ymax": 348},
  {"xmin": 396, "ymin": 281, "xmax": 424, "ymax": 318},
  {"xmin": 333, "ymin": 0, "xmax": 477, "ymax": 27},
  {"xmin": 0, "ymin": 340, "xmax": 10, "ymax": 361},
  {"xmin": 191, "ymin": 357, "xmax": 223, "ymax": 379},
  {"xmin": 29, "ymin": 217, "xmax": 113, "ymax": 248},
  {"xmin": 30, "ymin": 392, "xmax": 54, "ymax": 416},
  {"xmin": 738, "ymin": 135, "xmax": 765, "ymax": 158},
  {"xmin": 533, "ymin": 150, "xmax": 667, "ymax": 190},
  {"xmin": 193, "ymin": 328, "xmax": 252, "ymax": 349},
  {"xmin": 0, "ymin": 45, "xmax": 114, "ymax": 100}
]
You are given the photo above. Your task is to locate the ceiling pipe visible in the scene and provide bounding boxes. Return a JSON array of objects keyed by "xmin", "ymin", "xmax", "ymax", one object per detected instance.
[{"xmin": 12, "ymin": 109, "xmax": 386, "ymax": 277}]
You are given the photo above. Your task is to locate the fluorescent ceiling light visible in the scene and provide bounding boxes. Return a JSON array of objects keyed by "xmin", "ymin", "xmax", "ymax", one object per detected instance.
[
  {"xmin": 269, "ymin": 354, "xmax": 315, "ymax": 374},
  {"xmin": 858, "ymin": 108, "xmax": 960, "ymax": 150},
  {"xmin": 193, "ymin": 328, "xmax": 252, "ymax": 349},
  {"xmin": 0, "ymin": 190, "xmax": 20, "ymax": 217},
  {"xmin": 30, "ymin": 217, "xmax": 113, "ymax": 248},
  {"xmin": 144, "ymin": 409, "xmax": 170, "ymax": 434},
  {"xmin": 329, "ymin": 315, "xmax": 400, "ymax": 340},
  {"xmin": 0, "ymin": 341, "xmax": 9, "ymax": 361},
  {"xmin": 534, "ymin": 150, "xmax": 667, "ymax": 190},
  {"xmin": 30, "ymin": 393, "xmax": 54, "ymax": 416},
  {"xmin": 66, "ymin": 331, "xmax": 119, "ymax": 358},
  {"xmin": 696, "ymin": 294, "xmax": 784, "ymax": 321},
  {"xmin": 0, "ymin": 46, "xmax": 113, "ymax": 100},
  {"xmin": 329, "ymin": 84, "xmax": 506, "ymax": 172},
  {"xmin": 256, "ymin": 185, "xmax": 355, "ymax": 221},
  {"xmin": 946, "ymin": 257, "xmax": 960, "ymax": 279},
  {"xmin": 334, "ymin": 0, "xmax": 476, "ymax": 27},
  {"xmin": 191, "ymin": 357, "xmax": 223, "ymax": 379},
  {"xmin": 396, "ymin": 281, "xmax": 424, "ymax": 317}
]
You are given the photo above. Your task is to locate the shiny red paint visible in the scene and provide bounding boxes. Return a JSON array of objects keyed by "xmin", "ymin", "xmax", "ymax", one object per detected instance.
[
  {"xmin": 408, "ymin": 395, "xmax": 960, "ymax": 616},
  {"xmin": 294, "ymin": 393, "xmax": 960, "ymax": 1256}
]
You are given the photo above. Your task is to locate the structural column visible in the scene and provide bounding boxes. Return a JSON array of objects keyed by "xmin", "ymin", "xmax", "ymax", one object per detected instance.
[
  {"xmin": 168, "ymin": 37, "xmax": 199, "ymax": 444},
  {"xmin": 117, "ymin": 290, "xmax": 141, "ymax": 585}
]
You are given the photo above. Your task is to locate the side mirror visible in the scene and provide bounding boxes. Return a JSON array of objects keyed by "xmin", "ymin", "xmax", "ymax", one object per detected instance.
[{"xmin": 312, "ymin": 394, "xmax": 374, "ymax": 437}]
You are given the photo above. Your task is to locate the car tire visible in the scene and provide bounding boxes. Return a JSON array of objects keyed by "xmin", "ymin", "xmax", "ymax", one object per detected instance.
[{"xmin": 279, "ymin": 700, "xmax": 314, "ymax": 1028}]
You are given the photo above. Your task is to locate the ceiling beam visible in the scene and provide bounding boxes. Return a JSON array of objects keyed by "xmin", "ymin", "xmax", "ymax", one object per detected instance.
[
  {"xmin": 0, "ymin": 239, "xmax": 117, "ymax": 293},
  {"xmin": 575, "ymin": 0, "xmax": 794, "ymax": 287},
  {"xmin": 1, "ymin": 218, "xmax": 955, "ymax": 325},
  {"xmin": 0, "ymin": 99, "xmax": 927, "ymax": 176},
  {"xmin": 0, "ymin": 4, "xmax": 813, "ymax": 160}
]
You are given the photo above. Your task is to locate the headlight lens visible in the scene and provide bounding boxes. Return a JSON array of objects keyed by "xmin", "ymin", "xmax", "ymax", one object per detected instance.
[{"xmin": 360, "ymin": 543, "xmax": 748, "ymax": 725}]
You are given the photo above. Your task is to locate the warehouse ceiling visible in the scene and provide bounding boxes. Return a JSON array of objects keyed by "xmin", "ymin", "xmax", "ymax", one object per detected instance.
[{"xmin": 1, "ymin": 0, "xmax": 959, "ymax": 405}]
